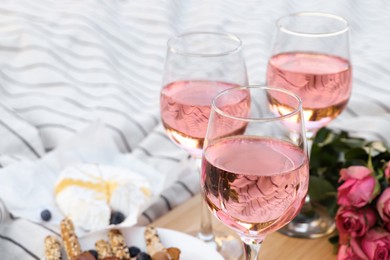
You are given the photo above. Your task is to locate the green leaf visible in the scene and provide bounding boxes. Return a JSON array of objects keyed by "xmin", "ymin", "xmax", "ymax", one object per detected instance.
[
  {"xmin": 370, "ymin": 141, "xmax": 388, "ymax": 153},
  {"xmin": 328, "ymin": 235, "xmax": 339, "ymax": 245},
  {"xmin": 308, "ymin": 176, "xmax": 336, "ymax": 202},
  {"xmin": 313, "ymin": 127, "xmax": 332, "ymax": 144},
  {"xmin": 376, "ymin": 168, "xmax": 384, "ymax": 180},
  {"xmin": 319, "ymin": 195, "xmax": 339, "ymax": 217},
  {"xmin": 372, "ymin": 179, "xmax": 381, "ymax": 200},
  {"xmin": 340, "ymin": 137, "xmax": 366, "ymax": 148},
  {"xmin": 345, "ymin": 148, "xmax": 368, "ymax": 161}
]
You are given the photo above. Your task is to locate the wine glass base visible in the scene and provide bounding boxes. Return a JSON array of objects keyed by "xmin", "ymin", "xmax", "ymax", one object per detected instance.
[
  {"xmin": 278, "ymin": 206, "xmax": 335, "ymax": 239},
  {"xmin": 190, "ymin": 229, "xmax": 243, "ymax": 260}
]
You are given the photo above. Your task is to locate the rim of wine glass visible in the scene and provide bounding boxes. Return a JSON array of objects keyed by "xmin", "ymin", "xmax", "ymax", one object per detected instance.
[
  {"xmin": 277, "ymin": 12, "xmax": 349, "ymax": 37},
  {"xmin": 167, "ymin": 31, "xmax": 243, "ymax": 57},
  {"xmin": 212, "ymin": 85, "xmax": 303, "ymax": 122}
]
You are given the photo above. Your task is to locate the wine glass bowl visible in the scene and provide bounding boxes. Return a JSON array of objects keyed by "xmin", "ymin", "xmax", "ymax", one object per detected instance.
[
  {"xmin": 159, "ymin": 32, "xmax": 248, "ymax": 258},
  {"xmin": 265, "ymin": 12, "xmax": 352, "ymax": 238},
  {"xmin": 201, "ymin": 86, "xmax": 309, "ymax": 258},
  {"xmin": 266, "ymin": 12, "xmax": 352, "ymax": 139},
  {"xmin": 160, "ymin": 32, "xmax": 247, "ymax": 158}
]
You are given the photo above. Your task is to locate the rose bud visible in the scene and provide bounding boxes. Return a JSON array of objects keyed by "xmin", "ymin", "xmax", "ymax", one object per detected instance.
[
  {"xmin": 338, "ymin": 166, "xmax": 378, "ymax": 208},
  {"xmin": 337, "ymin": 238, "xmax": 368, "ymax": 260},
  {"xmin": 377, "ymin": 188, "xmax": 390, "ymax": 223},
  {"xmin": 361, "ymin": 228, "xmax": 390, "ymax": 260},
  {"xmin": 336, "ymin": 207, "xmax": 376, "ymax": 245},
  {"xmin": 384, "ymin": 162, "xmax": 390, "ymax": 183}
]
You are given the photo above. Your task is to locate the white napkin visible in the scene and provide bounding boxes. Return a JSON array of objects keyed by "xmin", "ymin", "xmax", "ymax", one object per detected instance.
[{"xmin": 0, "ymin": 121, "xmax": 166, "ymax": 233}]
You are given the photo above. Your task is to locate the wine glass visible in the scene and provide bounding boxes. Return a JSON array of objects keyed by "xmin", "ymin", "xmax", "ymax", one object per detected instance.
[
  {"xmin": 266, "ymin": 12, "xmax": 352, "ymax": 238},
  {"xmin": 201, "ymin": 86, "xmax": 309, "ymax": 260},
  {"xmin": 160, "ymin": 32, "xmax": 247, "ymax": 258}
]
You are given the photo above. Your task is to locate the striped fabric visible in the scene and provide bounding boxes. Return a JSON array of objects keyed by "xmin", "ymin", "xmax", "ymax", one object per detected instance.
[{"xmin": 0, "ymin": 0, "xmax": 389, "ymax": 258}]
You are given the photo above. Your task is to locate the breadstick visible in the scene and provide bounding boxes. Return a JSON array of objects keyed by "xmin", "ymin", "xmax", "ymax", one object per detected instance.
[
  {"xmin": 108, "ymin": 229, "xmax": 130, "ymax": 259},
  {"xmin": 44, "ymin": 236, "xmax": 61, "ymax": 260},
  {"xmin": 60, "ymin": 218, "xmax": 82, "ymax": 259},
  {"xmin": 145, "ymin": 226, "xmax": 181, "ymax": 260},
  {"xmin": 95, "ymin": 239, "xmax": 114, "ymax": 259},
  {"xmin": 144, "ymin": 226, "xmax": 165, "ymax": 256}
]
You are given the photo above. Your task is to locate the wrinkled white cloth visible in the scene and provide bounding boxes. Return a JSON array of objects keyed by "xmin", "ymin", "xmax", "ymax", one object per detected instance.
[{"xmin": 0, "ymin": 122, "xmax": 169, "ymax": 231}]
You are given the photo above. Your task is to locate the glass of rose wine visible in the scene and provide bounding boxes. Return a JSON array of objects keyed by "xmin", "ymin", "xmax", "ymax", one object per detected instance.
[
  {"xmin": 160, "ymin": 32, "xmax": 247, "ymax": 258},
  {"xmin": 266, "ymin": 12, "xmax": 352, "ymax": 238},
  {"xmin": 201, "ymin": 86, "xmax": 309, "ymax": 260}
]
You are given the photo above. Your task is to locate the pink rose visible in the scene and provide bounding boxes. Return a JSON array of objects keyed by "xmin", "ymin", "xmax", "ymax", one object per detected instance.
[
  {"xmin": 385, "ymin": 222, "xmax": 390, "ymax": 232},
  {"xmin": 336, "ymin": 207, "xmax": 377, "ymax": 245},
  {"xmin": 338, "ymin": 238, "xmax": 368, "ymax": 260},
  {"xmin": 385, "ymin": 163, "xmax": 390, "ymax": 183},
  {"xmin": 361, "ymin": 228, "xmax": 390, "ymax": 260},
  {"xmin": 377, "ymin": 188, "xmax": 390, "ymax": 222},
  {"xmin": 338, "ymin": 166, "xmax": 377, "ymax": 207}
]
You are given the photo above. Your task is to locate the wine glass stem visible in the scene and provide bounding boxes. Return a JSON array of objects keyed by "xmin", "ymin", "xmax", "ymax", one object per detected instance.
[
  {"xmin": 242, "ymin": 240, "xmax": 262, "ymax": 260},
  {"xmin": 191, "ymin": 156, "xmax": 216, "ymax": 242},
  {"xmin": 300, "ymin": 194, "xmax": 315, "ymax": 215},
  {"xmin": 199, "ymin": 194, "xmax": 215, "ymax": 241},
  {"xmin": 302, "ymin": 136, "xmax": 314, "ymax": 212},
  {"xmin": 298, "ymin": 136, "xmax": 316, "ymax": 215}
]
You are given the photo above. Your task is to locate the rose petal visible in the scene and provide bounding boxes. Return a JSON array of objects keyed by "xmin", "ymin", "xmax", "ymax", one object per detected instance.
[
  {"xmin": 361, "ymin": 228, "xmax": 390, "ymax": 260},
  {"xmin": 350, "ymin": 238, "xmax": 369, "ymax": 260},
  {"xmin": 340, "ymin": 166, "xmax": 372, "ymax": 181},
  {"xmin": 347, "ymin": 177, "xmax": 375, "ymax": 207},
  {"xmin": 377, "ymin": 188, "xmax": 390, "ymax": 222}
]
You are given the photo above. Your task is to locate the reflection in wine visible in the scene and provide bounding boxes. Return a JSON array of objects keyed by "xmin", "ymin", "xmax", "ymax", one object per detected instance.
[
  {"xmin": 202, "ymin": 136, "xmax": 308, "ymax": 240},
  {"xmin": 267, "ymin": 52, "xmax": 352, "ymax": 136},
  {"xmin": 160, "ymin": 80, "xmax": 249, "ymax": 156}
]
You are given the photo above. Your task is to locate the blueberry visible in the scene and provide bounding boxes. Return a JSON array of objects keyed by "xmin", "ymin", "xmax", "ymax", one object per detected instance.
[
  {"xmin": 137, "ymin": 252, "xmax": 152, "ymax": 260},
  {"xmin": 88, "ymin": 249, "xmax": 98, "ymax": 259},
  {"xmin": 109, "ymin": 211, "xmax": 125, "ymax": 225},
  {"xmin": 129, "ymin": 246, "xmax": 141, "ymax": 257},
  {"xmin": 40, "ymin": 209, "xmax": 52, "ymax": 221}
]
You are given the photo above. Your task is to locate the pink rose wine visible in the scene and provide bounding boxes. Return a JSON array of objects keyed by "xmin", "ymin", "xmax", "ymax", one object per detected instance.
[
  {"xmin": 267, "ymin": 52, "xmax": 352, "ymax": 135},
  {"xmin": 160, "ymin": 80, "xmax": 249, "ymax": 157},
  {"xmin": 202, "ymin": 136, "xmax": 309, "ymax": 238}
]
